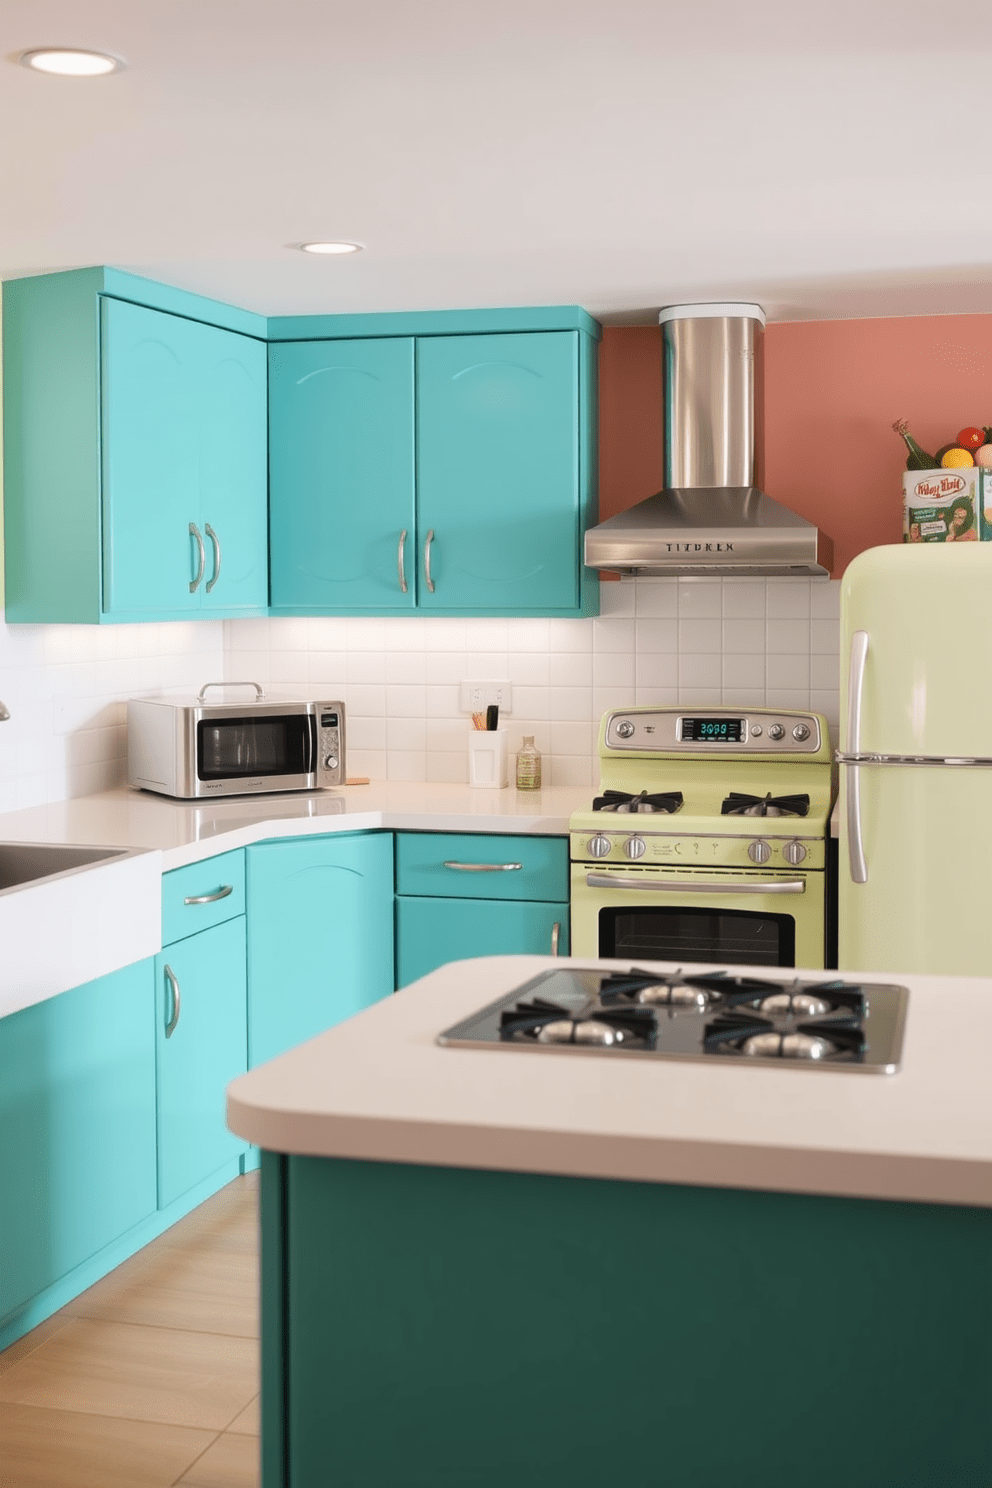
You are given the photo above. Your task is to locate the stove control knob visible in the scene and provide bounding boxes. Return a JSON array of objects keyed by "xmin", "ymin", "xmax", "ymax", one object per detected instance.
[
  {"xmin": 748, "ymin": 839, "xmax": 772, "ymax": 865},
  {"xmin": 767, "ymin": 724, "xmax": 785, "ymax": 741},
  {"xmin": 783, "ymin": 840, "xmax": 807, "ymax": 865},
  {"xmin": 615, "ymin": 720, "xmax": 636, "ymax": 739},
  {"xmin": 588, "ymin": 835, "xmax": 612, "ymax": 859},
  {"xmin": 792, "ymin": 723, "xmax": 811, "ymax": 742},
  {"xmin": 624, "ymin": 835, "xmax": 646, "ymax": 860}
]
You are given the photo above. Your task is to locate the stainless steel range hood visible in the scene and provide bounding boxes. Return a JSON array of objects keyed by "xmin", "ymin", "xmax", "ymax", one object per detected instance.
[{"xmin": 585, "ymin": 304, "xmax": 833, "ymax": 577}]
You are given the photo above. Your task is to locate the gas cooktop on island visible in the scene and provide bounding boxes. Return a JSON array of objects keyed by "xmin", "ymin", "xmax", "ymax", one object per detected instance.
[{"xmin": 438, "ymin": 966, "xmax": 909, "ymax": 1073}]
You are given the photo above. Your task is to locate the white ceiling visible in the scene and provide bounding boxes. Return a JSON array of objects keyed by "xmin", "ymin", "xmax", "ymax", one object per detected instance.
[{"xmin": 3, "ymin": 0, "xmax": 992, "ymax": 325}]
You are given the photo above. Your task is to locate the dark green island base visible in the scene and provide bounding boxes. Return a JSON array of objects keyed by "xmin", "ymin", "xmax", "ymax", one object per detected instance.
[{"xmin": 259, "ymin": 1151, "xmax": 992, "ymax": 1488}]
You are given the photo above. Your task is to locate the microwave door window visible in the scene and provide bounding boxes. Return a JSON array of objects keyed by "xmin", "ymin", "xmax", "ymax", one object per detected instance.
[
  {"xmin": 197, "ymin": 716, "xmax": 310, "ymax": 780},
  {"xmin": 599, "ymin": 907, "xmax": 797, "ymax": 969}
]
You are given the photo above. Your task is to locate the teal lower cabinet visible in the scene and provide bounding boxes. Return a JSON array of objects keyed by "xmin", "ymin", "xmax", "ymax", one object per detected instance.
[
  {"xmin": 246, "ymin": 833, "xmax": 394, "ymax": 1067},
  {"xmin": 155, "ymin": 916, "xmax": 249, "ymax": 1208},
  {"xmin": 395, "ymin": 896, "xmax": 568, "ymax": 986},
  {"xmin": 0, "ymin": 961, "xmax": 157, "ymax": 1338},
  {"xmin": 261, "ymin": 1153, "xmax": 992, "ymax": 1488},
  {"xmin": 394, "ymin": 831, "xmax": 569, "ymax": 987}
]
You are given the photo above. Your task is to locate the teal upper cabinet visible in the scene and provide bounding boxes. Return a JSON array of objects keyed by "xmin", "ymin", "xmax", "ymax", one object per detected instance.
[
  {"xmin": 269, "ymin": 338, "xmax": 416, "ymax": 611},
  {"xmin": 3, "ymin": 267, "xmax": 268, "ymax": 623},
  {"xmin": 268, "ymin": 308, "xmax": 600, "ymax": 618},
  {"xmin": 416, "ymin": 332, "xmax": 581, "ymax": 613}
]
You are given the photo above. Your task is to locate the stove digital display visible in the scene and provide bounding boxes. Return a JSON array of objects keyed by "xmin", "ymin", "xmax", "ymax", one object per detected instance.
[{"xmin": 680, "ymin": 716, "xmax": 744, "ymax": 742}]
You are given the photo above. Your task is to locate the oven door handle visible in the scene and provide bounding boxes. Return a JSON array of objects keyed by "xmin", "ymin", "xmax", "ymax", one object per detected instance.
[{"xmin": 584, "ymin": 874, "xmax": 806, "ymax": 895}]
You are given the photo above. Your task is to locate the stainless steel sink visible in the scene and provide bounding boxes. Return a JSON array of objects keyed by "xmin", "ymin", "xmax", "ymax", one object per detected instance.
[{"xmin": 0, "ymin": 842, "xmax": 128, "ymax": 894}]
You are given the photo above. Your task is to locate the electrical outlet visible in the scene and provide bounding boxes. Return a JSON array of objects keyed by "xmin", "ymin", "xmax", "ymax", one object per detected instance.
[{"xmin": 459, "ymin": 680, "xmax": 513, "ymax": 714}]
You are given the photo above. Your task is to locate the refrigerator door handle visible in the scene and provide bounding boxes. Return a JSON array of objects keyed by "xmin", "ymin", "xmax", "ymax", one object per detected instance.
[{"xmin": 846, "ymin": 630, "xmax": 869, "ymax": 885}]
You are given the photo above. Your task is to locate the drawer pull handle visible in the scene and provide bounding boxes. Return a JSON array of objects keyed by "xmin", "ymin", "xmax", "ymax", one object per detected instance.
[
  {"xmin": 164, "ymin": 964, "xmax": 181, "ymax": 1038},
  {"xmin": 442, "ymin": 861, "xmax": 523, "ymax": 873},
  {"xmin": 184, "ymin": 884, "xmax": 234, "ymax": 905},
  {"xmin": 551, "ymin": 921, "xmax": 561, "ymax": 955}
]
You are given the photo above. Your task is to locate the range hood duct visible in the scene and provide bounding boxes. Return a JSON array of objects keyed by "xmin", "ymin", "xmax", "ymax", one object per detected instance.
[{"xmin": 585, "ymin": 304, "xmax": 833, "ymax": 577}]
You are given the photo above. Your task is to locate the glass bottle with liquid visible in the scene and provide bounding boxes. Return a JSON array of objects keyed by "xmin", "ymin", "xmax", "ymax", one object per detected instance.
[{"xmin": 515, "ymin": 735, "xmax": 542, "ymax": 791}]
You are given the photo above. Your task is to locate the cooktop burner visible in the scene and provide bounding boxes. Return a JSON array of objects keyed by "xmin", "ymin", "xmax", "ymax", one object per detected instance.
[
  {"xmin": 438, "ymin": 967, "xmax": 908, "ymax": 1073},
  {"xmin": 720, "ymin": 792, "xmax": 811, "ymax": 818},
  {"xmin": 592, "ymin": 790, "xmax": 685, "ymax": 814}
]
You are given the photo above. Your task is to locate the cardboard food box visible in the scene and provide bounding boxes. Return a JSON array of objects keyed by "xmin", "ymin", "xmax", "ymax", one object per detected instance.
[{"xmin": 903, "ymin": 468, "xmax": 988, "ymax": 544}]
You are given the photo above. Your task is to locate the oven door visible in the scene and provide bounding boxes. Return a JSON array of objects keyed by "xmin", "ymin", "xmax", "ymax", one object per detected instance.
[{"xmin": 570, "ymin": 863, "xmax": 825, "ymax": 969}]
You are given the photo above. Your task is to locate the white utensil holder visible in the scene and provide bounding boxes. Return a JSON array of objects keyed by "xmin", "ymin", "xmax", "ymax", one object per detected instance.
[{"xmin": 468, "ymin": 729, "xmax": 508, "ymax": 789}]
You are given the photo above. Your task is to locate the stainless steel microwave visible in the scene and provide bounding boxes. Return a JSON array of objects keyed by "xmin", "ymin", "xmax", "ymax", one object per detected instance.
[{"xmin": 127, "ymin": 684, "xmax": 345, "ymax": 799}]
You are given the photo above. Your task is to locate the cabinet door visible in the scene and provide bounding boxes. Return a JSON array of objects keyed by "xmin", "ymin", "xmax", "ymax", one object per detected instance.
[
  {"xmin": 101, "ymin": 298, "xmax": 267, "ymax": 617},
  {"xmin": 269, "ymin": 339, "xmax": 416, "ymax": 611},
  {"xmin": 416, "ymin": 332, "xmax": 580, "ymax": 612},
  {"xmin": 156, "ymin": 918, "xmax": 248, "ymax": 1209},
  {"xmin": 196, "ymin": 321, "xmax": 268, "ymax": 612},
  {"xmin": 246, "ymin": 834, "xmax": 394, "ymax": 1067},
  {"xmin": 0, "ymin": 961, "xmax": 157, "ymax": 1322},
  {"xmin": 395, "ymin": 896, "xmax": 569, "ymax": 988},
  {"xmin": 101, "ymin": 298, "xmax": 201, "ymax": 614}
]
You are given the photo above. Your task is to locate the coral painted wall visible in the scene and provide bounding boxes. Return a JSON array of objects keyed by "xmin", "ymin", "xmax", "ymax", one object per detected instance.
[{"xmin": 598, "ymin": 316, "xmax": 992, "ymax": 577}]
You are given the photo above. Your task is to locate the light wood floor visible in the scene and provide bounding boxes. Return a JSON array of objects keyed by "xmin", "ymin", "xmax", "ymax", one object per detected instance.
[{"xmin": 0, "ymin": 1171, "xmax": 261, "ymax": 1488}]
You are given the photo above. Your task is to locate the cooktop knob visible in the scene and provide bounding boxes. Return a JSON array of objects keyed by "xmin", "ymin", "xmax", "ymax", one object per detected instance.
[
  {"xmin": 324, "ymin": 755, "xmax": 338, "ymax": 770},
  {"xmin": 767, "ymin": 723, "xmax": 785, "ymax": 741},
  {"xmin": 748, "ymin": 839, "xmax": 772, "ymax": 865},
  {"xmin": 783, "ymin": 840, "xmax": 807, "ymax": 865},
  {"xmin": 624, "ymin": 835, "xmax": 646, "ymax": 860},
  {"xmin": 588, "ymin": 835, "xmax": 612, "ymax": 858},
  {"xmin": 792, "ymin": 723, "xmax": 811, "ymax": 741},
  {"xmin": 615, "ymin": 719, "xmax": 636, "ymax": 739}
]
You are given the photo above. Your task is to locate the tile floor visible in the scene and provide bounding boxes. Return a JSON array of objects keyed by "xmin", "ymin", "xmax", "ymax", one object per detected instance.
[{"xmin": 0, "ymin": 1172, "xmax": 260, "ymax": 1487}]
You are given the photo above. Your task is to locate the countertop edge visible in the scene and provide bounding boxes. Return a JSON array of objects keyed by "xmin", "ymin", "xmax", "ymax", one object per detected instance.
[{"xmin": 224, "ymin": 1099, "xmax": 992, "ymax": 1208}]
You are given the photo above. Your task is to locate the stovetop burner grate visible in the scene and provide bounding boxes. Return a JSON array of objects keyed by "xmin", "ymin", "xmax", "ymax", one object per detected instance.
[
  {"xmin": 438, "ymin": 968, "xmax": 908, "ymax": 1074},
  {"xmin": 720, "ymin": 792, "xmax": 811, "ymax": 818},
  {"xmin": 592, "ymin": 790, "xmax": 685, "ymax": 814}
]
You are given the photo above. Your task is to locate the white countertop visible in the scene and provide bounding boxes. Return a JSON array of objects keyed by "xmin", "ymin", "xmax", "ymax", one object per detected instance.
[
  {"xmin": 226, "ymin": 954, "xmax": 992, "ymax": 1209},
  {"xmin": 0, "ymin": 783, "xmax": 584, "ymax": 1016},
  {"xmin": 0, "ymin": 782, "xmax": 586, "ymax": 870}
]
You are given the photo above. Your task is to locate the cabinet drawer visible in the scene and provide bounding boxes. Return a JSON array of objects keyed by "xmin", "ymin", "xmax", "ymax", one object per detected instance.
[
  {"xmin": 162, "ymin": 850, "xmax": 246, "ymax": 946},
  {"xmin": 395, "ymin": 833, "xmax": 568, "ymax": 902}
]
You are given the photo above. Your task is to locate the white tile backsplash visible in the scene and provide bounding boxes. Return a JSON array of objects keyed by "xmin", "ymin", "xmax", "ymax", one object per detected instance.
[
  {"xmin": 247, "ymin": 577, "xmax": 841, "ymax": 787},
  {"xmin": 0, "ymin": 578, "xmax": 842, "ymax": 807},
  {"xmin": 0, "ymin": 618, "xmax": 225, "ymax": 813}
]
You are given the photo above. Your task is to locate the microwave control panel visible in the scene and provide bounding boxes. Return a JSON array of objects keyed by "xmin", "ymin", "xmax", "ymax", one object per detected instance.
[{"xmin": 317, "ymin": 703, "xmax": 346, "ymax": 786}]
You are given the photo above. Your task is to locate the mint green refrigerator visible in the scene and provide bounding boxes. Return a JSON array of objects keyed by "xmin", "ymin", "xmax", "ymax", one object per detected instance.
[{"xmin": 838, "ymin": 543, "xmax": 992, "ymax": 975}]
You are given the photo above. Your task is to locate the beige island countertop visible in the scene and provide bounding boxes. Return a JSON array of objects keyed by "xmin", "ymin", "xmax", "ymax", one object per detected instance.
[{"xmin": 226, "ymin": 954, "xmax": 992, "ymax": 1210}]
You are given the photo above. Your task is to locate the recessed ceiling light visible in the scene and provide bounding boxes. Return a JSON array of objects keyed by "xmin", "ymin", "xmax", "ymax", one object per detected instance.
[
  {"xmin": 19, "ymin": 48, "xmax": 124, "ymax": 76},
  {"xmin": 298, "ymin": 242, "xmax": 363, "ymax": 256}
]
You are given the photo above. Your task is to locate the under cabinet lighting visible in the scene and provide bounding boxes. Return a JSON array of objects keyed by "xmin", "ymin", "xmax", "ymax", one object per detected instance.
[
  {"xmin": 298, "ymin": 241, "xmax": 363, "ymax": 256},
  {"xmin": 19, "ymin": 48, "xmax": 124, "ymax": 76}
]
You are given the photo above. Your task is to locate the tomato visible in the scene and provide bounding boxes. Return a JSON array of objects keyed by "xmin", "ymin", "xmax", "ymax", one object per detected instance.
[{"xmin": 957, "ymin": 426, "xmax": 986, "ymax": 449}]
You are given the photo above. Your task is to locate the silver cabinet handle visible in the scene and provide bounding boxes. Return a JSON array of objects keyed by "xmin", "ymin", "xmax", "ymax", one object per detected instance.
[
  {"xmin": 197, "ymin": 681, "xmax": 266, "ymax": 701},
  {"xmin": 551, "ymin": 921, "xmax": 561, "ymax": 955},
  {"xmin": 585, "ymin": 874, "xmax": 806, "ymax": 895},
  {"xmin": 845, "ymin": 630, "xmax": 869, "ymax": 885},
  {"xmin": 189, "ymin": 522, "xmax": 206, "ymax": 593},
  {"xmin": 184, "ymin": 884, "xmax": 234, "ymax": 905},
  {"xmin": 443, "ymin": 861, "xmax": 523, "ymax": 872},
  {"xmin": 204, "ymin": 523, "xmax": 221, "ymax": 593},
  {"xmin": 164, "ymin": 964, "xmax": 181, "ymax": 1038},
  {"xmin": 424, "ymin": 528, "xmax": 436, "ymax": 593},
  {"xmin": 397, "ymin": 529, "xmax": 408, "ymax": 594}
]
